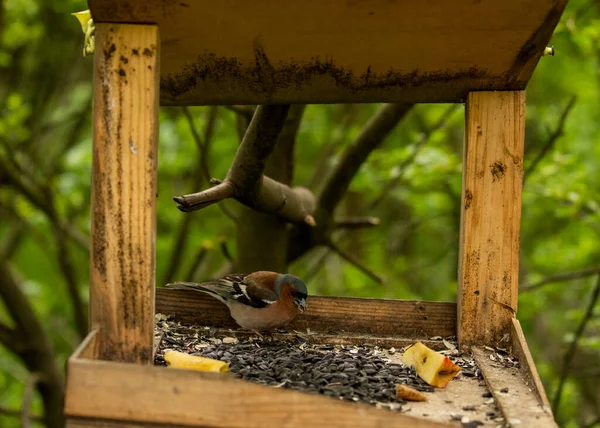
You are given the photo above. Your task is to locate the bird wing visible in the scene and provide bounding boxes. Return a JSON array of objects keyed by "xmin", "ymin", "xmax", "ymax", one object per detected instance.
[
  {"xmin": 219, "ymin": 273, "xmax": 278, "ymax": 308},
  {"xmin": 166, "ymin": 273, "xmax": 278, "ymax": 309}
]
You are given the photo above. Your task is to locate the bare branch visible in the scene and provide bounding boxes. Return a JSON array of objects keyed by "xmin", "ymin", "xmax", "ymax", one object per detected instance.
[
  {"xmin": 223, "ymin": 105, "xmax": 256, "ymax": 121},
  {"xmin": 0, "ymin": 406, "xmax": 43, "ymax": 423},
  {"xmin": 318, "ymin": 103, "xmax": 413, "ymax": 216},
  {"xmin": 520, "ymin": 267, "xmax": 600, "ymax": 293},
  {"xmin": 0, "ymin": 322, "xmax": 18, "ymax": 349},
  {"xmin": 304, "ymin": 249, "xmax": 332, "ymax": 282},
  {"xmin": 0, "ymin": 261, "xmax": 65, "ymax": 428},
  {"xmin": 0, "ymin": 152, "xmax": 89, "ymax": 253},
  {"xmin": 552, "ymin": 274, "xmax": 600, "ymax": 416},
  {"xmin": 175, "ymin": 105, "xmax": 317, "ymax": 225},
  {"xmin": 184, "ymin": 246, "xmax": 209, "ymax": 282},
  {"xmin": 0, "ymin": 223, "xmax": 25, "ymax": 261},
  {"xmin": 163, "ymin": 107, "xmax": 227, "ymax": 285},
  {"xmin": 21, "ymin": 372, "xmax": 39, "ymax": 428},
  {"xmin": 368, "ymin": 104, "xmax": 460, "ymax": 210},
  {"xmin": 524, "ymin": 96, "xmax": 576, "ymax": 182},
  {"xmin": 219, "ymin": 238, "xmax": 234, "ymax": 262},
  {"xmin": 174, "ymin": 180, "xmax": 236, "ymax": 211},
  {"xmin": 328, "ymin": 241, "xmax": 385, "ymax": 284},
  {"xmin": 181, "ymin": 106, "xmax": 238, "ymax": 223},
  {"xmin": 52, "ymin": 226, "xmax": 87, "ymax": 338},
  {"xmin": 335, "ymin": 216, "xmax": 381, "ymax": 230}
]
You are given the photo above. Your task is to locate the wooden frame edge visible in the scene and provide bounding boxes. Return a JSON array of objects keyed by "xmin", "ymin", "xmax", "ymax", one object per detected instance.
[
  {"xmin": 510, "ymin": 318, "xmax": 553, "ymax": 412},
  {"xmin": 65, "ymin": 357, "xmax": 450, "ymax": 427},
  {"xmin": 473, "ymin": 347, "xmax": 557, "ymax": 427},
  {"xmin": 70, "ymin": 329, "xmax": 99, "ymax": 361}
]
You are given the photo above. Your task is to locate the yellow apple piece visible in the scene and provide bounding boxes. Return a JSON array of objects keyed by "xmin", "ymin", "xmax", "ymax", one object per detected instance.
[
  {"xmin": 401, "ymin": 342, "xmax": 460, "ymax": 388},
  {"xmin": 164, "ymin": 350, "xmax": 229, "ymax": 372}
]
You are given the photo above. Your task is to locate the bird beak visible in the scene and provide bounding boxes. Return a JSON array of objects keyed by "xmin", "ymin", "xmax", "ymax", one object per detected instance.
[{"xmin": 296, "ymin": 299, "xmax": 307, "ymax": 312}]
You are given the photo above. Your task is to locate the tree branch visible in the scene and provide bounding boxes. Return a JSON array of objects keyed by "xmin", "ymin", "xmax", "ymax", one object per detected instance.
[
  {"xmin": 520, "ymin": 267, "xmax": 600, "ymax": 293},
  {"xmin": 184, "ymin": 246, "xmax": 209, "ymax": 282},
  {"xmin": 223, "ymin": 105, "xmax": 256, "ymax": 121},
  {"xmin": 175, "ymin": 105, "xmax": 317, "ymax": 225},
  {"xmin": 0, "ymin": 261, "xmax": 65, "ymax": 428},
  {"xmin": 21, "ymin": 372, "xmax": 39, "ymax": 428},
  {"xmin": 552, "ymin": 274, "xmax": 600, "ymax": 416},
  {"xmin": 0, "ymin": 223, "xmax": 25, "ymax": 261},
  {"xmin": 0, "ymin": 150, "xmax": 89, "ymax": 253},
  {"xmin": 367, "ymin": 104, "xmax": 460, "ymax": 210},
  {"xmin": 0, "ymin": 322, "xmax": 19, "ymax": 350},
  {"xmin": 287, "ymin": 104, "xmax": 414, "ymax": 264},
  {"xmin": 524, "ymin": 96, "xmax": 576, "ymax": 182},
  {"xmin": 328, "ymin": 241, "xmax": 385, "ymax": 284},
  {"xmin": 182, "ymin": 106, "xmax": 238, "ymax": 223},
  {"xmin": 0, "ymin": 406, "xmax": 43, "ymax": 423},
  {"xmin": 318, "ymin": 103, "xmax": 413, "ymax": 216},
  {"xmin": 219, "ymin": 237, "xmax": 234, "ymax": 262},
  {"xmin": 335, "ymin": 216, "xmax": 380, "ymax": 230},
  {"xmin": 52, "ymin": 225, "xmax": 87, "ymax": 339},
  {"xmin": 175, "ymin": 180, "xmax": 236, "ymax": 211},
  {"xmin": 163, "ymin": 107, "xmax": 224, "ymax": 285}
]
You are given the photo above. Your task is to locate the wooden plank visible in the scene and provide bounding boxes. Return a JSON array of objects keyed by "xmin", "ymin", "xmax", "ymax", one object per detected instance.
[
  {"xmin": 511, "ymin": 318, "xmax": 553, "ymax": 412},
  {"xmin": 473, "ymin": 348, "xmax": 557, "ymax": 427},
  {"xmin": 68, "ymin": 419, "xmax": 168, "ymax": 428},
  {"xmin": 458, "ymin": 91, "xmax": 525, "ymax": 348},
  {"xmin": 156, "ymin": 288, "xmax": 457, "ymax": 338},
  {"xmin": 90, "ymin": 23, "xmax": 160, "ymax": 363},
  {"xmin": 65, "ymin": 358, "xmax": 450, "ymax": 427},
  {"xmin": 70, "ymin": 330, "xmax": 99, "ymax": 361},
  {"xmin": 87, "ymin": 0, "xmax": 566, "ymax": 105}
]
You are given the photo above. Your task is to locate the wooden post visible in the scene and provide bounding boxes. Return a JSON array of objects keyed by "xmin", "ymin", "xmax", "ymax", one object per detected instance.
[
  {"xmin": 90, "ymin": 23, "xmax": 160, "ymax": 363},
  {"xmin": 458, "ymin": 91, "xmax": 525, "ymax": 348}
]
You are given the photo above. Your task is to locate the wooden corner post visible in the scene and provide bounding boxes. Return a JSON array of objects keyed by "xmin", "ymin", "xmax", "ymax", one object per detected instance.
[
  {"xmin": 90, "ymin": 23, "xmax": 160, "ymax": 363},
  {"xmin": 458, "ymin": 91, "xmax": 525, "ymax": 348}
]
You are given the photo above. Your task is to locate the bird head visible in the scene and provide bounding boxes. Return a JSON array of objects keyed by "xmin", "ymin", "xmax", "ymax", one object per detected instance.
[{"xmin": 275, "ymin": 274, "xmax": 308, "ymax": 312}]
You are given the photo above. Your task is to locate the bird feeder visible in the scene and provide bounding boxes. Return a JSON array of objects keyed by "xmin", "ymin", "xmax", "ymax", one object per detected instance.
[{"xmin": 64, "ymin": 1, "xmax": 567, "ymax": 426}]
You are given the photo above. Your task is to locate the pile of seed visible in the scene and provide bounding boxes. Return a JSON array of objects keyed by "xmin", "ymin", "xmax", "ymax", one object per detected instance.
[{"xmin": 154, "ymin": 317, "xmax": 479, "ymax": 412}]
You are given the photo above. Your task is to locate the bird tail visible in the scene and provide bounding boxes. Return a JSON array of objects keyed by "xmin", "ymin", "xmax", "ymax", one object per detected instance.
[{"xmin": 165, "ymin": 281, "xmax": 228, "ymax": 305}]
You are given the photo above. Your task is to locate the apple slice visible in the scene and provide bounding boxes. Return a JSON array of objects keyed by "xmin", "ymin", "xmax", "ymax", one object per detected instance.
[
  {"xmin": 401, "ymin": 342, "xmax": 461, "ymax": 388},
  {"xmin": 395, "ymin": 384, "xmax": 428, "ymax": 401},
  {"xmin": 164, "ymin": 349, "xmax": 229, "ymax": 372}
]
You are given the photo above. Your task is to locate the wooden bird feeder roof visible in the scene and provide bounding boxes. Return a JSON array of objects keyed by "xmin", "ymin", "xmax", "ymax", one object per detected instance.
[{"xmin": 87, "ymin": 0, "xmax": 566, "ymax": 105}]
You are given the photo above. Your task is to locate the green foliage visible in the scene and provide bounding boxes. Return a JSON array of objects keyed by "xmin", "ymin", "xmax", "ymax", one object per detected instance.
[{"xmin": 0, "ymin": 0, "xmax": 600, "ymax": 426}]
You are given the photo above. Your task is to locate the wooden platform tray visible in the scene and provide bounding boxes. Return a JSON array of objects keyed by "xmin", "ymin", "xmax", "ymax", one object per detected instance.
[
  {"xmin": 64, "ymin": 290, "xmax": 557, "ymax": 427},
  {"xmin": 87, "ymin": 0, "xmax": 566, "ymax": 105}
]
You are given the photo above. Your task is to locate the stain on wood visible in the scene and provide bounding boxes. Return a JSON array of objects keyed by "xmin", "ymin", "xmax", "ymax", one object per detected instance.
[
  {"xmin": 458, "ymin": 91, "xmax": 525, "ymax": 348},
  {"xmin": 90, "ymin": 23, "xmax": 160, "ymax": 364},
  {"xmin": 490, "ymin": 161, "xmax": 506, "ymax": 181},
  {"xmin": 87, "ymin": 0, "xmax": 566, "ymax": 105},
  {"xmin": 160, "ymin": 46, "xmax": 489, "ymax": 102}
]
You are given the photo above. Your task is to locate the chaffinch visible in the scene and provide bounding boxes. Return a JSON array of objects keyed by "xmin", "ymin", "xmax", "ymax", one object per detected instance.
[{"xmin": 166, "ymin": 271, "xmax": 308, "ymax": 331}]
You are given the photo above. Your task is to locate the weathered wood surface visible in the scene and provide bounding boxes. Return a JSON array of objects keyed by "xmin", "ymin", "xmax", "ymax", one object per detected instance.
[
  {"xmin": 65, "ymin": 358, "xmax": 450, "ymax": 427},
  {"xmin": 458, "ymin": 91, "xmax": 525, "ymax": 348},
  {"xmin": 87, "ymin": 0, "xmax": 565, "ymax": 105},
  {"xmin": 473, "ymin": 348, "xmax": 557, "ymax": 427},
  {"xmin": 156, "ymin": 288, "xmax": 457, "ymax": 339},
  {"xmin": 511, "ymin": 318, "xmax": 553, "ymax": 412},
  {"xmin": 68, "ymin": 421, "xmax": 162, "ymax": 428},
  {"xmin": 70, "ymin": 330, "xmax": 99, "ymax": 361},
  {"xmin": 90, "ymin": 23, "xmax": 160, "ymax": 363}
]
